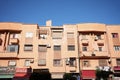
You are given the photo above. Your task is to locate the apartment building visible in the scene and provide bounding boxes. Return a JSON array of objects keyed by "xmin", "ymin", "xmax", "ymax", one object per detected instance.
[
  {"xmin": 77, "ymin": 23, "xmax": 111, "ymax": 80},
  {"xmin": 107, "ymin": 25, "xmax": 120, "ymax": 79},
  {"xmin": 0, "ymin": 21, "xmax": 120, "ymax": 80}
]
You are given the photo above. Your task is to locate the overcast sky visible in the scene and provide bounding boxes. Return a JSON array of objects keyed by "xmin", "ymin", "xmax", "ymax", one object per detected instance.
[{"xmin": 0, "ymin": 0, "xmax": 120, "ymax": 26}]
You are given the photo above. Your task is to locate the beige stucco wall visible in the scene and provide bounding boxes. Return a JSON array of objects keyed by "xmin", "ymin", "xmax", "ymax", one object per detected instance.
[{"xmin": 0, "ymin": 22, "xmax": 120, "ymax": 79}]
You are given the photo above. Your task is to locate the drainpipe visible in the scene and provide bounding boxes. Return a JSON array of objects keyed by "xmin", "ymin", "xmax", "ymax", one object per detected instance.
[{"xmin": 77, "ymin": 31, "xmax": 81, "ymax": 78}]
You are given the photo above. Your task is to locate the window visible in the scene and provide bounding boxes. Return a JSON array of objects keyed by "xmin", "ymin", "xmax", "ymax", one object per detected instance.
[
  {"xmin": 52, "ymin": 31, "xmax": 63, "ymax": 39},
  {"xmin": 112, "ymin": 33, "xmax": 118, "ymax": 38},
  {"xmin": 7, "ymin": 45, "xmax": 18, "ymax": 52},
  {"xmin": 38, "ymin": 45, "xmax": 47, "ymax": 52},
  {"xmin": 69, "ymin": 58, "xmax": 76, "ymax": 67},
  {"xmin": 54, "ymin": 45, "xmax": 61, "ymax": 51},
  {"xmin": 24, "ymin": 60, "xmax": 30, "ymax": 67},
  {"xmin": 83, "ymin": 60, "xmax": 90, "ymax": 67},
  {"xmin": 38, "ymin": 59, "xmax": 46, "ymax": 66},
  {"xmin": 116, "ymin": 59, "xmax": 120, "ymax": 66},
  {"xmin": 98, "ymin": 47, "xmax": 102, "ymax": 51},
  {"xmin": 53, "ymin": 59, "xmax": 62, "ymax": 66},
  {"xmin": 67, "ymin": 32, "xmax": 74, "ymax": 38},
  {"xmin": 26, "ymin": 32, "xmax": 33, "ymax": 38},
  {"xmin": 24, "ymin": 45, "xmax": 33, "ymax": 51},
  {"xmin": 114, "ymin": 45, "xmax": 120, "ymax": 51},
  {"xmin": 68, "ymin": 45, "xmax": 75, "ymax": 51},
  {"xmin": 8, "ymin": 60, "xmax": 16, "ymax": 66},
  {"xmin": 82, "ymin": 46, "xmax": 87, "ymax": 51},
  {"xmin": 99, "ymin": 60, "xmax": 107, "ymax": 66}
]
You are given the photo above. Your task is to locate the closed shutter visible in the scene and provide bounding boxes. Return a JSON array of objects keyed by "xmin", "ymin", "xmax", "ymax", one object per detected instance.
[
  {"xmin": 38, "ymin": 45, "xmax": 47, "ymax": 52},
  {"xmin": 67, "ymin": 32, "xmax": 74, "ymax": 38},
  {"xmin": 52, "ymin": 31, "xmax": 62, "ymax": 39}
]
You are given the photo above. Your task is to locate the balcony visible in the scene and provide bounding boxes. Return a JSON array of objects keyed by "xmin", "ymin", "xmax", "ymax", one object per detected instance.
[
  {"xmin": 10, "ymin": 38, "xmax": 19, "ymax": 44},
  {"xmin": 81, "ymin": 51, "xmax": 110, "ymax": 59},
  {"xmin": 0, "ymin": 51, "xmax": 18, "ymax": 58}
]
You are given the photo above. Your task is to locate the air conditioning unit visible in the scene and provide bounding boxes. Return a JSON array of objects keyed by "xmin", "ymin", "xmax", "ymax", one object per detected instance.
[{"xmin": 47, "ymin": 44, "xmax": 51, "ymax": 48}]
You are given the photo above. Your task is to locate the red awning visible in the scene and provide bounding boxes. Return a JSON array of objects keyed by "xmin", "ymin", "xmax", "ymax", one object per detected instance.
[
  {"xmin": 14, "ymin": 73, "xmax": 31, "ymax": 78},
  {"xmin": 82, "ymin": 70, "xmax": 96, "ymax": 79},
  {"xmin": 114, "ymin": 66, "xmax": 120, "ymax": 70}
]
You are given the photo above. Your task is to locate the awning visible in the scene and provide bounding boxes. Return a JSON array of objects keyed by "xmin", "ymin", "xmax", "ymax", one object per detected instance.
[
  {"xmin": 0, "ymin": 74, "xmax": 14, "ymax": 78},
  {"xmin": 114, "ymin": 66, "xmax": 120, "ymax": 70},
  {"xmin": 13, "ymin": 73, "xmax": 31, "ymax": 78},
  {"xmin": 82, "ymin": 70, "xmax": 96, "ymax": 79}
]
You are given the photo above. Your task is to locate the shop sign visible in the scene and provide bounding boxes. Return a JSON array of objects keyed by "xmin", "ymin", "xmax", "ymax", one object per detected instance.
[
  {"xmin": 0, "ymin": 67, "xmax": 15, "ymax": 74},
  {"xmin": 15, "ymin": 68, "xmax": 31, "ymax": 73}
]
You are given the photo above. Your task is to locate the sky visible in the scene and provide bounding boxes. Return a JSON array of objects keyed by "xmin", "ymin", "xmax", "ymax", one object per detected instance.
[{"xmin": 0, "ymin": 0, "xmax": 120, "ymax": 26}]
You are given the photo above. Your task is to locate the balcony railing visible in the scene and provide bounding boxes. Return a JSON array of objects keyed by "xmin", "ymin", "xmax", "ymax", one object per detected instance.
[{"xmin": 81, "ymin": 51, "xmax": 109, "ymax": 57}]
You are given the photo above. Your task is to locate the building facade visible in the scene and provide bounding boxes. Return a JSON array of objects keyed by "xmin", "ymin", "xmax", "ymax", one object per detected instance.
[{"xmin": 0, "ymin": 21, "xmax": 120, "ymax": 80}]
